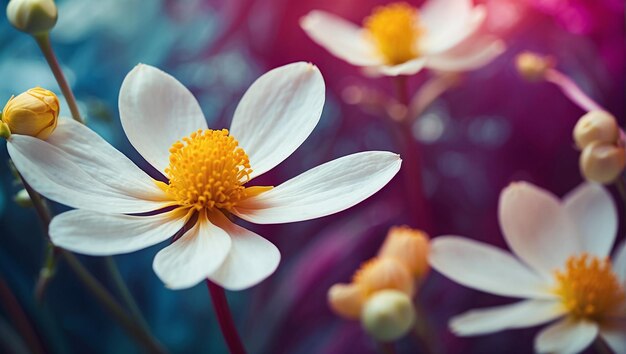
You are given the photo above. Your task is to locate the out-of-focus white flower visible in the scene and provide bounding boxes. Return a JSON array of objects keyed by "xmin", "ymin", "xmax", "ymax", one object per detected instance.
[
  {"xmin": 300, "ymin": 0, "xmax": 505, "ymax": 77},
  {"xmin": 430, "ymin": 182, "xmax": 626, "ymax": 354},
  {"xmin": 6, "ymin": 62, "xmax": 401, "ymax": 291}
]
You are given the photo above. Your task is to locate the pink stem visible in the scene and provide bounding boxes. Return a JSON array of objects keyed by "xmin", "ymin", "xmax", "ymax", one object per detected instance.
[
  {"xmin": 544, "ymin": 69, "xmax": 604, "ymax": 112},
  {"xmin": 206, "ymin": 281, "xmax": 246, "ymax": 354}
]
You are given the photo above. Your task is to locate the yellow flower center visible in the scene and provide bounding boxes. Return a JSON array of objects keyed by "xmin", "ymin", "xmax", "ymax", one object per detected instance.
[
  {"xmin": 159, "ymin": 129, "xmax": 271, "ymax": 211},
  {"xmin": 363, "ymin": 2, "xmax": 423, "ymax": 65},
  {"xmin": 553, "ymin": 253, "xmax": 625, "ymax": 321}
]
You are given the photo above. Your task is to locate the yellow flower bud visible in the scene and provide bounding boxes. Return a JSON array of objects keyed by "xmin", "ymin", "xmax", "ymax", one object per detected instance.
[
  {"xmin": 515, "ymin": 52, "xmax": 554, "ymax": 82},
  {"xmin": 378, "ymin": 226, "xmax": 430, "ymax": 280},
  {"xmin": 353, "ymin": 257, "xmax": 415, "ymax": 298},
  {"xmin": 6, "ymin": 0, "xmax": 57, "ymax": 35},
  {"xmin": 2, "ymin": 87, "xmax": 59, "ymax": 139},
  {"xmin": 573, "ymin": 110, "xmax": 619, "ymax": 150},
  {"xmin": 580, "ymin": 142, "xmax": 626, "ymax": 184},
  {"xmin": 361, "ymin": 289, "xmax": 415, "ymax": 342},
  {"xmin": 327, "ymin": 283, "xmax": 365, "ymax": 320}
]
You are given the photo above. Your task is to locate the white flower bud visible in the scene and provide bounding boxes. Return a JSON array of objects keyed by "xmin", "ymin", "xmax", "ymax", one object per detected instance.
[
  {"xmin": 13, "ymin": 189, "xmax": 32, "ymax": 208},
  {"xmin": 580, "ymin": 142, "xmax": 626, "ymax": 184},
  {"xmin": 361, "ymin": 289, "xmax": 415, "ymax": 342},
  {"xmin": 6, "ymin": 0, "xmax": 57, "ymax": 35},
  {"xmin": 573, "ymin": 111, "xmax": 619, "ymax": 150}
]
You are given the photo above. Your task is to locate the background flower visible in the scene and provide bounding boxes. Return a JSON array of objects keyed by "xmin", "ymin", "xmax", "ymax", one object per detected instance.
[{"xmin": 0, "ymin": 0, "xmax": 624, "ymax": 353}]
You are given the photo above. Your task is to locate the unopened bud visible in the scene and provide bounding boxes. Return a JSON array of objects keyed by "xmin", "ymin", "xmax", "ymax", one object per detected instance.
[
  {"xmin": 379, "ymin": 226, "xmax": 430, "ymax": 280},
  {"xmin": 13, "ymin": 189, "xmax": 32, "ymax": 208},
  {"xmin": 573, "ymin": 111, "xmax": 619, "ymax": 150},
  {"xmin": 361, "ymin": 289, "xmax": 415, "ymax": 342},
  {"xmin": 2, "ymin": 87, "xmax": 59, "ymax": 139},
  {"xmin": 580, "ymin": 142, "xmax": 626, "ymax": 184},
  {"xmin": 328, "ymin": 283, "xmax": 364, "ymax": 319},
  {"xmin": 353, "ymin": 257, "xmax": 415, "ymax": 297},
  {"xmin": 6, "ymin": 0, "xmax": 57, "ymax": 35},
  {"xmin": 515, "ymin": 52, "xmax": 554, "ymax": 82}
]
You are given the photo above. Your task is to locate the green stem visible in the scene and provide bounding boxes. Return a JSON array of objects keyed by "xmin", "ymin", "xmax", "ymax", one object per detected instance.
[
  {"xmin": 104, "ymin": 257, "xmax": 150, "ymax": 332},
  {"xmin": 34, "ymin": 241, "xmax": 59, "ymax": 303},
  {"xmin": 18, "ymin": 174, "xmax": 167, "ymax": 353},
  {"xmin": 378, "ymin": 341, "xmax": 396, "ymax": 354},
  {"xmin": 412, "ymin": 299, "xmax": 436, "ymax": 354},
  {"xmin": 33, "ymin": 33, "xmax": 84, "ymax": 124}
]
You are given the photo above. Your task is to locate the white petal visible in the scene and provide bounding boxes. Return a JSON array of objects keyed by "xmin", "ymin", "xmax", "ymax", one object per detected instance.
[
  {"xmin": 229, "ymin": 62, "xmax": 325, "ymax": 179},
  {"xmin": 153, "ymin": 212, "xmax": 231, "ymax": 290},
  {"xmin": 600, "ymin": 321, "xmax": 626, "ymax": 354},
  {"xmin": 450, "ymin": 300, "xmax": 565, "ymax": 336},
  {"xmin": 50, "ymin": 209, "xmax": 190, "ymax": 256},
  {"xmin": 366, "ymin": 58, "xmax": 427, "ymax": 77},
  {"xmin": 300, "ymin": 11, "xmax": 381, "ymax": 66},
  {"xmin": 119, "ymin": 64, "xmax": 208, "ymax": 173},
  {"xmin": 563, "ymin": 183, "xmax": 617, "ymax": 258},
  {"xmin": 207, "ymin": 211, "xmax": 280, "ymax": 290},
  {"xmin": 233, "ymin": 151, "xmax": 401, "ymax": 224},
  {"xmin": 429, "ymin": 236, "xmax": 553, "ymax": 299},
  {"xmin": 499, "ymin": 182, "xmax": 582, "ymax": 276},
  {"xmin": 420, "ymin": 1, "xmax": 486, "ymax": 54},
  {"xmin": 425, "ymin": 35, "xmax": 505, "ymax": 72},
  {"xmin": 46, "ymin": 118, "xmax": 169, "ymax": 201},
  {"xmin": 8, "ymin": 136, "xmax": 169, "ymax": 214},
  {"xmin": 535, "ymin": 318, "xmax": 599, "ymax": 354},
  {"xmin": 613, "ymin": 240, "xmax": 626, "ymax": 283}
]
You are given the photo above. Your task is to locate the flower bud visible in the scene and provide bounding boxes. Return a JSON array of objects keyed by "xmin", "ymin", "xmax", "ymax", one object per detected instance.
[
  {"xmin": 328, "ymin": 283, "xmax": 364, "ymax": 319},
  {"xmin": 580, "ymin": 142, "xmax": 626, "ymax": 184},
  {"xmin": 515, "ymin": 52, "xmax": 554, "ymax": 82},
  {"xmin": 6, "ymin": 0, "xmax": 57, "ymax": 35},
  {"xmin": 2, "ymin": 87, "xmax": 59, "ymax": 139},
  {"xmin": 13, "ymin": 189, "xmax": 32, "ymax": 208},
  {"xmin": 353, "ymin": 257, "xmax": 415, "ymax": 297},
  {"xmin": 361, "ymin": 289, "xmax": 415, "ymax": 342},
  {"xmin": 379, "ymin": 226, "xmax": 430, "ymax": 280},
  {"xmin": 573, "ymin": 111, "xmax": 619, "ymax": 150}
]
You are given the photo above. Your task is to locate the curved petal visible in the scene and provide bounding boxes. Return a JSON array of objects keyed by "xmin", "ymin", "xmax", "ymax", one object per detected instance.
[
  {"xmin": 152, "ymin": 212, "xmax": 231, "ymax": 290},
  {"xmin": 207, "ymin": 211, "xmax": 280, "ymax": 290},
  {"xmin": 8, "ymin": 136, "xmax": 169, "ymax": 214},
  {"xmin": 429, "ymin": 236, "xmax": 553, "ymax": 299},
  {"xmin": 233, "ymin": 151, "xmax": 401, "ymax": 224},
  {"xmin": 535, "ymin": 318, "xmax": 598, "ymax": 354},
  {"xmin": 366, "ymin": 58, "xmax": 427, "ymax": 77},
  {"xmin": 613, "ymin": 240, "xmax": 626, "ymax": 283},
  {"xmin": 425, "ymin": 36, "xmax": 505, "ymax": 72},
  {"xmin": 499, "ymin": 182, "xmax": 582, "ymax": 277},
  {"xmin": 420, "ymin": 1, "xmax": 486, "ymax": 54},
  {"xmin": 119, "ymin": 64, "xmax": 208, "ymax": 173},
  {"xmin": 46, "ymin": 119, "xmax": 169, "ymax": 201},
  {"xmin": 300, "ymin": 11, "xmax": 381, "ymax": 66},
  {"xmin": 229, "ymin": 62, "xmax": 325, "ymax": 179},
  {"xmin": 450, "ymin": 300, "xmax": 565, "ymax": 336},
  {"xmin": 600, "ymin": 321, "xmax": 626, "ymax": 354},
  {"xmin": 563, "ymin": 183, "xmax": 617, "ymax": 258},
  {"xmin": 50, "ymin": 209, "xmax": 190, "ymax": 256}
]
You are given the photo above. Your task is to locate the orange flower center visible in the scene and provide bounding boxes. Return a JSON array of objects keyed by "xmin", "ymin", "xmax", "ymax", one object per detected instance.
[
  {"xmin": 553, "ymin": 253, "xmax": 625, "ymax": 321},
  {"xmin": 363, "ymin": 2, "xmax": 424, "ymax": 65}
]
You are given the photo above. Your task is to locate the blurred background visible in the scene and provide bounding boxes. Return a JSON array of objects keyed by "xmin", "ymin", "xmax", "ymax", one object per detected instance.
[{"xmin": 0, "ymin": 0, "xmax": 624, "ymax": 353}]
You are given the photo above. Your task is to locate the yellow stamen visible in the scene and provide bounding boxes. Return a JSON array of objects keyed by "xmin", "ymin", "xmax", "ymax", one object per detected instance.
[
  {"xmin": 553, "ymin": 253, "xmax": 625, "ymax": 321},
  {"xmin": 363, "ymin": 2, "xmax": 423, "ymax": 65},
  {"xmin": 159, "ymin": 129, "xmax": 271, "ymax": 211}
]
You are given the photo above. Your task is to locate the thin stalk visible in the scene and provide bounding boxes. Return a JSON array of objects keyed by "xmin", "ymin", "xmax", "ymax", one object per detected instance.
[
  {"xmin": 0, "ymin": 275, "xmax": 46, "ymax": 354},
  {"xmin": 593, "ymin": 337, "xmax": 613, "ymax": 354},
  {"xmin": 378, "ymin": 341, "xmax": 396, "ymax": 354},
  {"xmin": 412, "ymin": 299, "xmax": 436, "ymax": 354},
  {"xmin": 32, "ymin": 33, "xmax": 84, "ymax": 124},
  {"xmin": 544, "ymin": 69, "xmax": 604, "ymax": 112},
  {"xmin": 19, "ymin": 175, "xmax": 167, "ymax": 353},
  {"xmin": 206, "ymin": 281, "xmax": 246, "ymax": 354},
  {"xmin": 34, "ymin": 242, "xmax": 59, "ymax": 303},
  {"xmin": 104, "ymin": 257, "xmax": 150, "ymax": 332}
]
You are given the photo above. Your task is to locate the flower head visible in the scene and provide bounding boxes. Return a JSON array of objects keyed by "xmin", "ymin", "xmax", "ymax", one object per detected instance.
[
  {"xmin": 378, "ymin": 225, "xmax": 430, "ymax": 280},
  {"xmin": 429, "ymin": 182, "xmax": 626, "ymax": 353},
  {"xmin": 301, "ymin": 0, "xmax": 505, "ymax": 76},
  {"xmin": 2, "ymin": 87, "xmax": 59, "ymax": 139},
  {"xmin": 7, "ymin": 62, "xmax": 401, "ymax": 290}
]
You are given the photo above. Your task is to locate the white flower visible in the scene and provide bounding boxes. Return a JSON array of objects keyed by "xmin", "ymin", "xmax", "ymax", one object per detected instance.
[
  {"xmin": 7, "ymin": 62, "xmax": 401, "ymax": 290},
  {"xmin": 300, "ymin": 0, "xmax": 505, "ymax": 77},
  {"xmin": 429, "ymin": 182, "xmax": 626, "ymax": 354}
]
